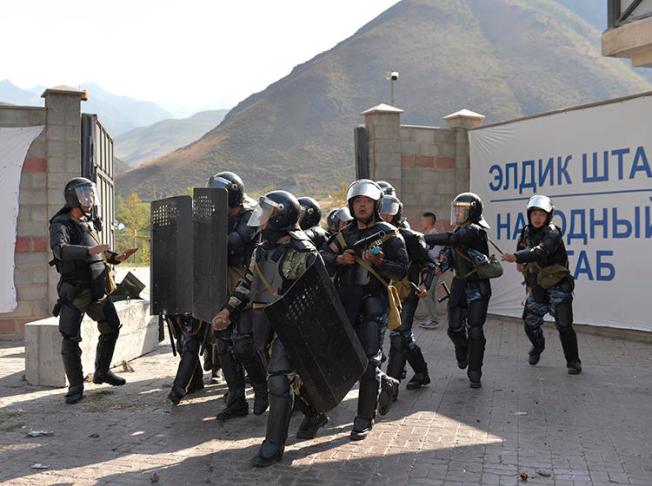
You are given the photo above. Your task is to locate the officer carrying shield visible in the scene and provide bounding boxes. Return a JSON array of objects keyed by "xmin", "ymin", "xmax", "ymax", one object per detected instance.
[
  {"xmin": 501, "ymin": 195, "xmax": 581, "ymax": 374},
  {"xmin": 208, "ymin": 171, "xmax": 269, "ymax": 420},
  {"xmin": 426, "ymin": 193, "xmax": 492, "ymax": 389},
  {"xmin": 49, "ymin": 177, "xmax": 137, "ymax": 404},
  {"xmin": 213, "ymin": 191, "xmax": 328, "ymax": 467},
  {"xmin": 321, "ymin": 179, "xmax": 408, "ymax": 440}
]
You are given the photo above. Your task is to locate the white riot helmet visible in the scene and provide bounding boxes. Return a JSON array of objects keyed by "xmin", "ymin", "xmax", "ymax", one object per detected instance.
[{"xmin": 527, "ymin": 195, "xmax": 554, "ymax": 224}]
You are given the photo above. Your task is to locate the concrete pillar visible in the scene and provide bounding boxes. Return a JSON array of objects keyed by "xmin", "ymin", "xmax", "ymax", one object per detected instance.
[
  {"xmin": 442, "ymin": 109, "xmax": 485, "ymax": 195},
  {"xmin": 362, "ymin": 103, "xmax": 403, "ymax": 192},
  {"xmin": 42, "ymin": 86, "xmax": 85, "ymax": 309}
]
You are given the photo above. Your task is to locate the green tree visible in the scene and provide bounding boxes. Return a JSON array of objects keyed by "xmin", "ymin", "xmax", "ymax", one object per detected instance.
[{"xmin": 115, "ymin": 192, "xmax": 150, "ymax": 265}]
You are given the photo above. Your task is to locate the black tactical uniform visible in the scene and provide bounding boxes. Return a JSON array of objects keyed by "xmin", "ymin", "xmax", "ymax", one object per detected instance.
[
  {"xmin": 387, "ymin": 226, "xmax": 435, "ymax": 391},
  {"xmin": 427, "ymin": 193, "xmax": 492, "ymax": 388},
  {"xmin": 513, "ymin": 195, "xmax": 581, "ymax": 374},
  {"xmin": 167, "ymin": 315, "xmax": 206, "ymax": 404},
  {"xmin": 208, "ymin": 171, "xmax": 268, "ymax": 419},
  {"xmin": 222, "ymin": 191, "xmax": 328, "ymax": 467},
  {"xmin": 321, "ymin": 179, "xmax": 408, "ymax": 440},
  {"xmin": 49, "ymin": 178, "xmax": 126, "ymax": 404},
  {"xmin": 380, "ymin": 194, "xmax": 434, "ymax": 394}
]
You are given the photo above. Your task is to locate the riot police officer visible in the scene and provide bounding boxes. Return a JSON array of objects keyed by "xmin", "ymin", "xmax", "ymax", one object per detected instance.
[
  {"xmin": 208, "ymin": 171, "xmax": 269, "ymax": 419},
  {"xmin": 321, "ymin": 179, "xmax": 408, "ymax": 440},
  {"xmin": 380, "ymin": 194, "xmax": 434, "ymax": 397},
  {"xmin": 298, "ymin": 196, "xmax": 328, "ymax": 249},
  {"xmin": 426, "ymin": 193, "xmax": 492, "ymax": 388},
  {"xmin": 49, "ymin": 177, "xmax": 137, "ymax": 404},
  {"xmin": 501, "ymin": 195, "xmax": 581, "ymax": 374},
  {"xmin": 325, "ymin": 207, "xmax": 353, "ymax": 237},
  {"xmin": 213, "ymin": 191, "xmax": 328, "ymax": 467}
]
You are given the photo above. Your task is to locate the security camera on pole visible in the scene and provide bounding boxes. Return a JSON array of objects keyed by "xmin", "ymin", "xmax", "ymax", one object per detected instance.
[{"xmin": 386, "ymin": 71, "xmax": 399, "ymax": 105}]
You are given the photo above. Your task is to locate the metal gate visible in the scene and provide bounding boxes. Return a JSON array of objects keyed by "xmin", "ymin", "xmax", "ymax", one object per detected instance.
[{"xmin": 81, "ymin": 113, "xmax": 114, "ymax": 247}]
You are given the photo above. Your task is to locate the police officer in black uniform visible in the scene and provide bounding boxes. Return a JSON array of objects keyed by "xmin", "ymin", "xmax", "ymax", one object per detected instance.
[
  {"xmin": 49, "ymin": 177, "xmax": 137, "ymax": 404},
  {"xmin": 501, "ymin": 195, "xmax": 581, "ymax": 374},
  {"xmin": 298, "ymin": 196, "xmax": 328, "ymax": 249},
  {"xmin": 208, "ymin": 171, "xmax": 269, "ymax": 419},
  {"xmin": 213, "ymin": 191, "xmax": 328, "ymax": 467},
  {"xmin": 321, "ymin": 179, "xmax": 408, "ymax": 440},
  {"xmin": 325, "ymin": 207, "xmax": 353, "ymax": 237},
  {"xmin": 380, "ymin": 195, "xmax": 434, "ymax": 395},
  {"xmin": 426, "ymin": 193, "xmax": 492, "ymax": 388}
]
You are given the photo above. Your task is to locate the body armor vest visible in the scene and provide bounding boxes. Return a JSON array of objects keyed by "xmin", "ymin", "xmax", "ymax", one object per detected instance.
[{"xmin": 248, "ymin": 245, "xmax": 287, "ymax": 305}]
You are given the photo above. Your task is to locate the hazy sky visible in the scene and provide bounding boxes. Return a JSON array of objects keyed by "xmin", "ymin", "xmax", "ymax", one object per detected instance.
[{"xmin": 0, "ymin": 0, "xmax": 399, "ymax": 115}]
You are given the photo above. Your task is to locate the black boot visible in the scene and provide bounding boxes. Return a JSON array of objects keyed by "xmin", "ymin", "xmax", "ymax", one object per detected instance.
[
  {"xmin": 525, "ymin": 328, "xmax": 545, "ymax": 366},
  {"xmin": 350, "ymin": 416, "xmax": 374, "ymax": 441},
  {"xmin": 65, "ymin": 384, "xmax": 84, "ymax": 404},
  {"xmin": 61, "ymin": 338, "xmax": 84, "ymax": 387},
  {"xmin": 386, "ymin": 335, "xmax": 407, "ymax": 382},
  {"xmin": 559, "ymin": 327, "xmax": 582, "ymax": 375},
  {"xmin": 406, "ymin": 345, "xmax": 430, "ymax": 390},
  {"xmin": 187, "ymin": 362, "xmax": 205, "ymax": 394},
  {"xmin": 217, "ymin": 348, "xmax": 248, "ymax": 420},
  {"xmin": 378, "ymin": 373, "xmax": 399, "ymax": 416},
  {"xmin": 467, "ymin": 328, "xmax": 486, "ymax": 389},
  {"xmin": 252, "ymin": 377, "xmax": 293, "ymax": 468},
  {"xmin": 352, "ymin": 367, "xmax": 379, "ymax": 440},
  {"xmin": 252, "ymin": 381, "xmax": 269, "ymax": 415},
  {"xmin": 93, "ymin": 332, "xmax": 126, "ymax": 386},
  {"xmin": 448, "ymin": 330, "xmax": 468, "ymax": 369}
]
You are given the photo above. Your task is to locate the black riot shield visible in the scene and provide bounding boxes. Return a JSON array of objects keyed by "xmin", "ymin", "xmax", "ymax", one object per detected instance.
[
  {"xmin": 192, "ymin": 187, "xmax": 228, "ymax": 323},
  {"xmin": 150, "ymin": 196, "xmax": 193, "ymax": 316},
  {"xmin": 265, "ymin": 258, "xmax": 367, "ymax": 413}
]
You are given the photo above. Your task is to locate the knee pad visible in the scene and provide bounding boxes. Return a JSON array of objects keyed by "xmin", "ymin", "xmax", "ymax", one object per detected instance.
[
  {"xmin": 467, "ymin": 300, "xmax": 488, "ymax": 328},
  {"xmin": 468, "ymin": 326, "xmax": 485, "ymax": 341},
  {"xmin": 233, "ymin": 334, "xmax": 255, "ymax": 359},
  {"xmin": 555, "ymin": 301, "xmax": 573, "ymax": 329},
  {"xmin": 389, "ymin": 334, "xmax": 406, "ymax": 354},
  {"xmin": 61, "ymin": 336, "xmax": 82, "ymax": 357},
  {"xmin": 58, "ymin": 303, "xmax": 83, "ymax": 341},
  {"xmin": 268, "ymin": 373, "xmax": 290, "ymax": 397},
  {"xmin": 103, "ymin": 300, "xmax": 121, "ymax": 330}
]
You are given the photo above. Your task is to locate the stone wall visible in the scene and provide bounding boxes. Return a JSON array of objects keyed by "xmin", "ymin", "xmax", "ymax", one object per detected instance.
[
  {"xmin": 0, "ymin": 87, "xmax": 85, "ymax": 336},
  {"xmin": 363, "ymin": 105, "xmax": 483, "ymax": 229}
]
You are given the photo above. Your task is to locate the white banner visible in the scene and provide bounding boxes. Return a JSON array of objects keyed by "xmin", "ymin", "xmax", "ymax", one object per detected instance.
[
  {"xmin": 469, "ymin": 94, "xmax": 652, "ymax": 331},
  {"xmin": 0, "ymin": 125, "xmax": 45, "ymax": 313}
]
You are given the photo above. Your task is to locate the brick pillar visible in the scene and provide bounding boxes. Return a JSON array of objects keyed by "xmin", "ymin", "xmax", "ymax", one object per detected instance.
[
  {"xmin": 362, "ymin": 103, "xmax": 403, "ymax": 191},
  {"xmin": 442, "ymin": 109, "xmax": 485, "ymax": 195},
  {"xmin": 42, "ymin": 86, "xmax": 85, "ymax": 312}
]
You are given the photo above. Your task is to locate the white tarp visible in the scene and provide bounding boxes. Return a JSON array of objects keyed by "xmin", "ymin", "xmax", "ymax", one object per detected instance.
[
  {"xmin": 0, "ymin": 126, "xmax": 45, "ymax": 313},
  {"xmin": 469, "ymin": 94, "xmax": 652, "ymax": 331}
]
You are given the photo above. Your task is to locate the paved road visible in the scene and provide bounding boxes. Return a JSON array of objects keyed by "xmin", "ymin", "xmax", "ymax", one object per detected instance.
[{"xmin": 1, "ymin": 317, "xmax": 651, "ymax": 485}]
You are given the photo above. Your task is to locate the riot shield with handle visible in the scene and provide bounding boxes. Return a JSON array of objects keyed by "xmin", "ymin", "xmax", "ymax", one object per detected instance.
[
  {"xmin": 264, "ymin": 257, "xmax": 367, "ymax": 413},
  {"xmin": 192, "ymin": 187, "xmax": 228, "ymax": 324},
  {"xmin": 150, "ymin": 195, "xmax": 193, "ymax": 316}
]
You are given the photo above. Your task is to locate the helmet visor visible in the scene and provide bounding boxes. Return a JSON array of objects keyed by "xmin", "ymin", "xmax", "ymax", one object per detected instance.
[
  {"xmin": 380, "ymin": 197, "xmax": 400, "ymax": 216},
  {"xmin": 75, "ymin": 184, "xmax": 98, "ymax": 210},
  {"xmin": 247, "ymin": 196, "xmax": 283, "ymax": 227},
  {"xmin": 451, "ymin": 201, "xmax": 471, "ymax": 226},
  {"xmin": 209, "ymin": 176, "xmax": 231, "ymax": 190},
  {"xmin": 346, "ymin": 179, "xmax": 382, "ymax": 202}
]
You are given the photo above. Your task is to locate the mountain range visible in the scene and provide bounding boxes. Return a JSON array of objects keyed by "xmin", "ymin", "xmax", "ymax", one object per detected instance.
[
  {"xmin": 0, "ymin": 80, "xmax": 172, "ymax": 135},
  {"xmin": 115, "ymin": 109, "xmax": 229, "ymax": 165},
  {"xmin": 116, "ymin": 0, "xmax": 652, "ymax": 200}
]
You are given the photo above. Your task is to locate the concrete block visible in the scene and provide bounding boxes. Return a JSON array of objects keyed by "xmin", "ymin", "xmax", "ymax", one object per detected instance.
[
  {"xmin": 418, "ymin": 143, "xmax": 440, "ymax": 157},
  {"xmin": 414, "ymin": 129, "xmax": 436, "ymax": 145},
  {"xmin": 65, "ymin": 125, "xmax": 80, "ymax": 141},
  {"xmin": 47, "ymin": 155, "xmax": 66, "ymax": 173},
  {"xmin": 16, "ymin": 284, "xmax": 47, "ymax": 301},
  {"xmin": 47, "ymin": 140, "xmax": 65, "ymax": 157},
  {"xmin": 29, "ymin": 139, "xmax": 47, "ymax": 157},
  {"xmin": 440, "ymin": 143, "xmax": 456, "ymax": 157},
  {"xmin": 15, "ymin": 252, "xmax": 48, "ymax": 267},
  {"xmin": 48, "ymin": 188, "xmax": 65, "ymax": 205},
  {"xmin": 433, "ymin": 129, "xmax": 455, "ymax": 144},
  {"xmin": 30, "ymin": 206, "xmax": 47, "ymax": 222},
  {"xmin": 17, "ymin": 219, "xmax": 47, "ymax": 237},
  {"xmin": 47, "ymin": 125, "xmax": 66, "ymax": 141},
  {"xmin": 65, "ymin": 154, "xmax": 81, "ymax": 173},
  {"xmin": 32, "ymin": 266, "xmax": 49, "ymax": 284},
  {"xmin": 47, "ymin": 109, "xmax": 65, "ymax": 126},
  {"xmin": 19, "ymin": 188, "xmax": 47, "ymax": 206},
  {"xmin": 25, "ymin": 300, "xmax": 160, "ymax": 387}
]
